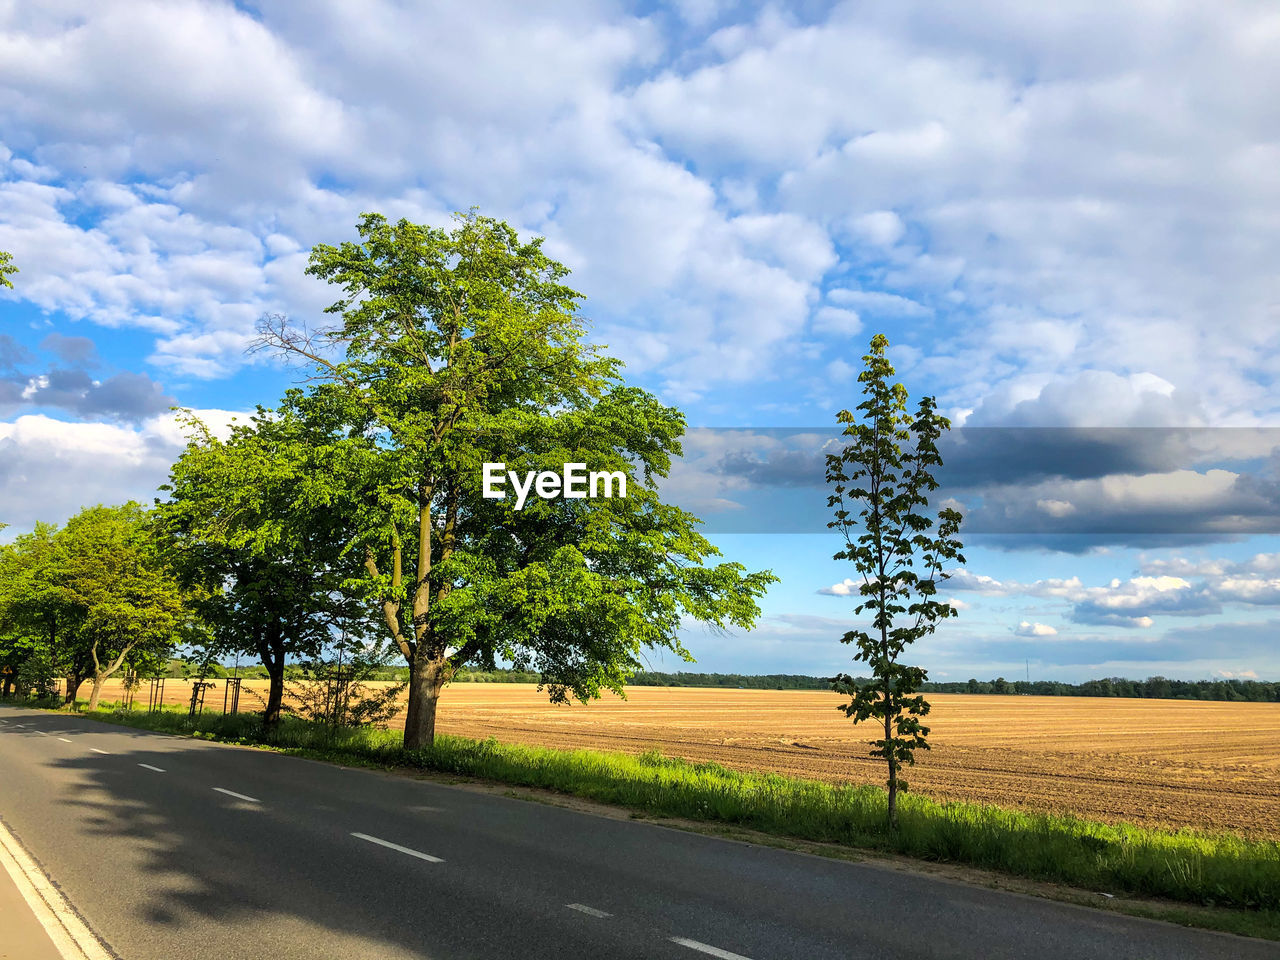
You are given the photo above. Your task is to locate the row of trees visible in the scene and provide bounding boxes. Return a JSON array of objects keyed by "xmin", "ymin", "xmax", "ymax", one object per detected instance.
[
  {"xmin": 951, "ymin": 676, "xmax": 1280, "ymax": 701},
  {"xmin": 0, "ymin": 504, "xmax": 189, "ymax": 710},
  {"xmin": 2, "ymin": 229, "xmax": 969, "ymax": 831},
  {"xmin": 0, "ymin": 223, "xmax": 776, "ymax": 748}
]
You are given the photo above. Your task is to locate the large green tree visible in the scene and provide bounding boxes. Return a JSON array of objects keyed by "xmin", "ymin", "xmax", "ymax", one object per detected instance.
[
  {"xmin": 825, "ymin": 334, "xmax": 965, "ymax": 827},
  {"xmin": 257, "ymin": 210, "xmax": 775, "ymax": 748},
  {"xmin": 159, "ymin": 408, "xmax": 368, "ymax": 728}
]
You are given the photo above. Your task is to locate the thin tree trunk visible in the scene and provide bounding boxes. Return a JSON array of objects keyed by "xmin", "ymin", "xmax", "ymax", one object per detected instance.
[
  {"xmin": 87, "ymin": 674, "xmax": 106, "ymax": 712},
  {"xmin": 256, "ymin": 626, "xmax": 286, "ymax": 731},
  {"xmin": 885, "ymin": 704, "xmax": 897, "ymax": 827}
]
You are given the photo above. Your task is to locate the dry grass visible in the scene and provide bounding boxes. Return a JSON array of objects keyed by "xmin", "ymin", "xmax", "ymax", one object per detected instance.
[{"xmin": 91, "ymin": 679, "xmax": 1280, "ymax": 837}]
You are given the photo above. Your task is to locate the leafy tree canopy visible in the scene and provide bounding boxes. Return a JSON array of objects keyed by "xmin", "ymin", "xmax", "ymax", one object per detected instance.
[
  {"xmin": 159, "ymin": 406, "xmax": 369, "ymax": 727},
  {"xmin": 258, "ymin": 210, "xmax": 776, "ymax": 747}
]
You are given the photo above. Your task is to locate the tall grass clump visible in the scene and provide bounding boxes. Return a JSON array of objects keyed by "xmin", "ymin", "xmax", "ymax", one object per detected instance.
[{"xmin": 86, "ymin": 706, "xmax": 1280, "ymax": 913}]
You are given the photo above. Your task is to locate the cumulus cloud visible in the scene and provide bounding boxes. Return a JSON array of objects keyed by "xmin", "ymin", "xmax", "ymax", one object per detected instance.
[
  {"xmin": 0, "ymin": 0, "xmax": 1275, "ymax": 424},
  {"xmin": 0, "ymin": 410, "xmax": 243, "ymax": 537},
  {"xmin": 818, "ymin": 578, "xmax": 860, "ymax": 596},
  {"xmin": 1015, "ymin": 621, "xmax": 1058, "ymax": 636}
]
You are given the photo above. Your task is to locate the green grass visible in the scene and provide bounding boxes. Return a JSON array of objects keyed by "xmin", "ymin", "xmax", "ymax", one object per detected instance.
[{"xmin": 64, "ymin": 704, "xmax": 1280, "ymax": 929}]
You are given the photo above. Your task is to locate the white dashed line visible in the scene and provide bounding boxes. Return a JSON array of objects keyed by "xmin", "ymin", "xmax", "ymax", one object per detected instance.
[
  {"xmin": 137, "ymin": 763, "xmax": 166, "ymax": 773},
  {"xmin": 36, "ymin": 730, "xmax": 48, "ymax": 736},
  {"xmin": 566, "ymin": 903, "xmax": 611, "ymax": 918},
  {"xmin": 89, "ymin": 748, "xmax": 109, "ymax": 755},
  {"xmin": 14, "ymin": 724, "xmax": 24, "ymax": 728},
  {"xmin": 58, "ymin": 738, "xmax": 73, "ymax": 743},
  {"xmin": 350, "ymin": 832, "xmax": 444, "ymax": 863},
  {"xmin": 212, "ymin": 787, "xmax": 260, "ymax": 803},
  {"xmin": 669, "ymin": 938, "xmax": 755, "ymax": 960}
]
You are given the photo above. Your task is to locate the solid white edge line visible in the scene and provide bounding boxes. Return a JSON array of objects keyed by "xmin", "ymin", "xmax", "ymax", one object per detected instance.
[
  {"xmin": 88, "ymin": 748, "xmax": 108, "ymax": 755},
  {"xmin": 350, "ymin": 832, "xmax": 444, "ymax": 863},
  {"xmin": 0, "ymin": 819, "xmax": 113, "ymax": 960},
  {"xmin": 566, "ymin": 903, "xmax": 611, "ymax": 918},
  {"xmin": 212, "ymin": 787, "xmax": 260, "ymax": 804},
  {"xmin": 669, "ymin": 937, "xmax": 754, "ymax": 960},
  {"xmin": 137, "ymin": 764, "xmax": 166, "ymax": 773}
]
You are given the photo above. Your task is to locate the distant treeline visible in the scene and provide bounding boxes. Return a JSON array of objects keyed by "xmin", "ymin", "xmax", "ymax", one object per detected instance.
[
  {"xmin": 632, "ymin": 672, "xmax": 1280, "ymax": 701},
  {"xmin": 167, "ymin": 662, "xmax": 1280, "ymax": 702},
  {"xmin": 925, "ymin": 676, "xmax": 1280, "ymax": 702},
  {"xmin": 628, "ymin": 672, "xmax": 831, "ymax": 689}
]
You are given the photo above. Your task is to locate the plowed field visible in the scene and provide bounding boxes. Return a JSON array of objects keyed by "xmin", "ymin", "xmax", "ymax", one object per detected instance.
[{"xmin": 89, "ymin": 679, "xmax": 1280, "ymax": 837}]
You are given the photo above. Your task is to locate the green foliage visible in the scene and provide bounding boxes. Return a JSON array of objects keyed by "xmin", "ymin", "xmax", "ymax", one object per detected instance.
[
  {"xmin": 60, "ymin": 504, "xmax": 188, "ymax": 708},
  {"xmin": 286, "ymin": 634, "xmax": 406, "ymax": 728},
  {"xmin": 84, "ymin": 707, "xmax": 1280, "ymax": 925},
  {"xmin": 158, "ymin": 406, "xmax": 370, "ymax": 726},
  {"xmin": 0, "ymin": 249, "xmax": 15, "ymax": 289},
  {"xmin": 257, "ymin": 209, "xmax": 774, "ymax": 747},
  {"xmin": 825, "ymin": 334, "xmax": 965, "ymax": 825},
  {"xmin": 15, "ymin": 644, "xmax": 57, "ymax": 699},
  {"xmin": 0, "ymin": 505, "xmax": 187, "ymax": 708}
]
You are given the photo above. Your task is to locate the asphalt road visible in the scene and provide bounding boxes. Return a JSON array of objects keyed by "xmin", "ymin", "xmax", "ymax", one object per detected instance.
[{"xmin": 0, "ymin": 704, "xmax": 1274, "ymax": 960}]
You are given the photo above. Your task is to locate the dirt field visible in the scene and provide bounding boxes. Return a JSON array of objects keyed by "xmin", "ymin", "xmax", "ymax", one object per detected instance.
[{"xmin": 87, "ymin": 678, "xmax": 1280, "ymax": 838}]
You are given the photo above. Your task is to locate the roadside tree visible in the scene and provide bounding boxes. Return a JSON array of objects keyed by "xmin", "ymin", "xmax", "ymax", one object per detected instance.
[
  {"xmin": 825, "ymin": 334, "xmax": 965, "ymax": 827},
  {"xmin": 159, "ymin": 408, "xmax": 369, "ymax": 730},
  {"xmin": 0, "ymin": 523, "xmax": 86, "ymax": 700},
  {"xmin": 257, "ymin": 210, "xmax": 775, "ymax": 748}
]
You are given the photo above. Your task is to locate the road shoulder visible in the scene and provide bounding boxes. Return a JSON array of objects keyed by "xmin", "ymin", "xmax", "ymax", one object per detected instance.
[{"xmin": 0, "ymin": 817, "xmax": 113, "ymax": 960}]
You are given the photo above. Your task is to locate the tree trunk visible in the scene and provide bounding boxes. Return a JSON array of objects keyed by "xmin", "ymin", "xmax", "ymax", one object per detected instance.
[
  {"xmin": 257, "ymin": 626, "xmax": 286, "ymax": 732},
  {"xmin": 403, "ymin": 657, "xmax": 446, "ymax": 750},
  {"xmin": 87, "ymin": 674, "xmax": 106, "ymax": 712},
  {"xmin": 264, "ymin": 666, "xmax": 284, "ymax": 731},
  {"xmin": 884, "ymin": 706, "xmax": 897, "ymax": 827},
  {"xmin": 65, "ymin": 673, "xmax": 81, "ymax": 706}
]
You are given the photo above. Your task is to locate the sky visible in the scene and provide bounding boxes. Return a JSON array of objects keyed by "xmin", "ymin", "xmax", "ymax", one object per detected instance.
[{"xmin": 2, "ymin": 0, "xmax": 1279, "ymax": 682}]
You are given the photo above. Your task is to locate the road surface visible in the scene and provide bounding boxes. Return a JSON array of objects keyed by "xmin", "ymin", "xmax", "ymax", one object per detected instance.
[{"xmin": 0, "ymin": 704, "xmax": 1274, "ymax": 960}]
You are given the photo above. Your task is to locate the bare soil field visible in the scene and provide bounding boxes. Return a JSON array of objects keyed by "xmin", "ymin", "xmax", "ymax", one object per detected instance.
[{"xmin": 87, "ymin": 679, "xmax": 1280, "ymax": 837}]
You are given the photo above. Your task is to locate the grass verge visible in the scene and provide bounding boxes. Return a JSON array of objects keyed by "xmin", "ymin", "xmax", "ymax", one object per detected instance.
[{"xmin": 62, "ymin": 703, "xmax": 1280, "ymax": 938}]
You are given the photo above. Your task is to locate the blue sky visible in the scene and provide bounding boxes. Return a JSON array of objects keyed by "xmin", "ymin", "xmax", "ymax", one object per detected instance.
[{"xmin": 2, "ymin": 0, "xmax": 1279, "ymax": 681}]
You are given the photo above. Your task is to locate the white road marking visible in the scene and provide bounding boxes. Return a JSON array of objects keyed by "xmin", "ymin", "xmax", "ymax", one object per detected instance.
[
  {"xmin": 212, "ymin": 787, "xmax": 260, "ymax": 803},
  {"xmin": 36, "ymin": 730, "xmax": 49, "ymax": 736},
  {"xmin": 350, "ymin": 832, "xmax": 444, "ymax": 863},
  {"xmin": 566, "ymin": 903, "xmax": 611, "ymax": 918},
  {"xmin": 89, "ymin": 748, "xmax": 109, "ymax": 755},
  {"xmin": 14, "ymin": 724, "xmax": 24, "ymax": 728},
  {"xmin": 57, "ymin": 738, "xmax": 72, "ymax": 743},
  {"xmin": 137, "ymin": 764, "xmax": 166, "ymax": 773},
  {"xmin": 0, "ymin": 818, "xmax": 113, "ymax": 960},
  {"xmin": 670, "ymin": 937, "xmax": 755, "ymax": 960}
]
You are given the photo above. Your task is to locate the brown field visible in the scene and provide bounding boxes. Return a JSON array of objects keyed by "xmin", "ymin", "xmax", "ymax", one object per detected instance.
[{"xmin": 87, "ymin": 678, "xmax": 1280, "ymax": 838}]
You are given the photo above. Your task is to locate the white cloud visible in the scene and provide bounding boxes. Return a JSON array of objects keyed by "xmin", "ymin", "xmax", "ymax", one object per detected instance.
[
  {"xmin": 0, "ymin": 0, "xmax": 1278, "ymax": 427},
  {"xmin": 0, "ymin": 409, "xmax": 243, "ymax": 537},
  {"xmin": 1015, "ymin": 620, "xmax": 1057, "ymax": 636},
  {"xmin": 818, "ymin": 577, "xmax": 860, "ymax": 596}
]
